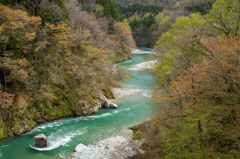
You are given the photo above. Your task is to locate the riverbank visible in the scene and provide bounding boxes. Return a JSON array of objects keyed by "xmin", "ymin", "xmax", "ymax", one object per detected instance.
[
  {"xmin": 72, "ymin": 136, "xmax": 143, "ymax": 159},
  {"xmin": 0, "ymin": 47, "xmax": 155, "ymax": 159}
]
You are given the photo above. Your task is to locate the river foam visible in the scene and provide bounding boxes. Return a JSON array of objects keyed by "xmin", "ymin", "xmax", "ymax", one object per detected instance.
[
  {"xmin": 0, "ymin": 47, "xmax": 155, "ymax": 159},
  {"xmin": 29, "ymin": 129, "xmax": 86, "ymax": 151},
  {"xmin": 112, "ymin": 88, "xmax": 151, "ymax": 98},
  {"xmin": 132, "ymin": 48, "xmax": 154, "ymax": 54},
  {"xmin": 113, "ymin": 108, "xmax": 130, "ymax": 114},
  {"xmin": 28, "ymin": 108, "xmax": 132, "ymax": 152},
  {"xmin": 27, "ymin": 112, "xmax": 115, "ymax": 134},
  {"xmin": 129, "ymin": 60, "xmax": 157, "ymax": 71}
]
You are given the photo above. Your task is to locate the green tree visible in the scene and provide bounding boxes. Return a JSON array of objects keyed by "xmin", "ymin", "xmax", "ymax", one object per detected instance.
[
  {"xmin": 154, "ymin": 13, "xmax": 206, "ymax": 87},
  {"xmin": 103, "ymin": 0, "xmax": 112, "ymax": 18},
  {"xmin": 95, "ymin": 4, "xmax": 104, "ymax": 17},
  {"xmin": 207, "ymin": 0, "xmax": 240, "ymax": 37},
  {"xmin": 142, "ymin": 13, "xmax": 155, "ymax": 28},
  {"xmin": 128, "ymin": 12, "xmax": 142, "ymax": 29},
  {"xmin": 111, "ymin": 3, "xmax": 123, "ymax": 21}
]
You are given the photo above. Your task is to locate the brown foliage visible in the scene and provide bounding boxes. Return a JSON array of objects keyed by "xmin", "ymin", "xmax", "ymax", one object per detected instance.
[
  {"xmin": 148, "ymin": 37, "xmax": 240, "ymax": 158},
  {"xmin": 0, "ymin": 90, "xmax": 14, "ymax": 109}
]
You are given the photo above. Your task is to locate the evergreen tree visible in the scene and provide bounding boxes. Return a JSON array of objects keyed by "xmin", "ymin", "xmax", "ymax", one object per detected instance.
[
  {"xmin": 103, "ymin": 0, "xmax": 112, "ymax": 18},
  {"xmin": 111, "ymin": 3, "xmax": 123, "ymax": 21},
  {"xmin": 96, "ymin": 0, "xmax": 123, "ymax": 21}
]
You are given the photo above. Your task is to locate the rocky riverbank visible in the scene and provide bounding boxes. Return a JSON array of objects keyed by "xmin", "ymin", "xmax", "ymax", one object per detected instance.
[
  {"xmin": 81, "ymin": 94, "xmax": 118, "ymax": 116},
  {"xmin": 71, "ymin": 136, "xmax": 143, "ymax": 159}
]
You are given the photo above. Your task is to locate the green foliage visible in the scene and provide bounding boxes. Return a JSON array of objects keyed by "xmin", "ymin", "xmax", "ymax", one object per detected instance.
[
  {"xmin": 6, "ymin": 36, "xmax": 22, "ymax": 59},
  {"xmin": 142, "ymin": 13, "xmax": 155, "ymax": 28},
  {"xmin": 96, "ymin": 0, "xmax": 105, "ymax": 6},
  {"xmin": 206, "ymin": 0, "xmax": 240, "ymax": 37},
  {"xmin": 0, "ymin": 3, "xmax": 136, "ymax": 139},
  {"xmin": 1, "ymin": 0, "xmax": 13, "ymax": 5},
  {"xmin": 185, "ymin": 1, "xmax": 214, "ymax": 15},
  {"xmin": 123, "ymin": 18, "xmax": 131, "ymax": 30},
  {"xmin": 102, "ymin": 87, "xmax": 115, "ymax": 99},
  {"xmin": 119, "ymin": 4, "xmax": 163, "ymax": 15},
  {"xmin": 128, "ymin": 12, "xmax": 142, "ymax": 29},
  {"xmin": 96, "ymin": 0, "xmax": 123, "ymax": 21},
  {"xmin": 155, "ymin": 10, "xmax": 173, "ymax": 30},
  {"xmin": 154, "ymin": 13, "xmax": 206, "ymax": 87},
  {"xmin": 161, "ymin": 115, "xmax": 206, "ymax": 159},
  {"xmin": 95, "ymin": 4, "xmax": 104, "ymax": 17},
  {"xmin": 128, "ymin": 12, "xmax": 156, "ymax": 29},
  {"xmin": 0, "ymin": 117, "xmax": 5, "ymax": 139},
  {"xmin": 1, "ymin": 0, "xmax": 68, "ymax": 24},
  {"xmin": 135, "ymin": 1, "xmax": 240, "ymax": 158}
]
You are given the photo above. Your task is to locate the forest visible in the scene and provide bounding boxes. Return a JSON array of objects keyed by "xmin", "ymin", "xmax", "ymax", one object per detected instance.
[
  {"xmin": 0, "ymin": 0, "xmax": 239, "ymax": 158},
  {"xmin": 133, "ymin": 0, "xmax": 240, "ymax": 158},
  {"xmin": 0, "ymin": 0, "xmax": 135, "ymax": 139},
  {"xmin": 119, "ymin": 0, "xmax": 216, "ymax": 47}
]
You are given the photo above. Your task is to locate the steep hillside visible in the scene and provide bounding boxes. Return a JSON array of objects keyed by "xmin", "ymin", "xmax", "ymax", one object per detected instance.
[
  {"xmin": 0, "ymin": 0, "xmax": 135, "ymax": 139},
  {"xmin": 114, "ymin": 0, "xmax": 215, "ymax": 7},
  {"xmin": 113, "ymin": 0, "xmax": 163, "ymax": 6},
  {"xmin": 133, "ymin": 0, "xmax": 240, "ymax": 158}
]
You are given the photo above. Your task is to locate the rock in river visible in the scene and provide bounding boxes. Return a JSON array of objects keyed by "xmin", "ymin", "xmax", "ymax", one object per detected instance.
[
  {"xmin": 34, "ymin": 134, "xmax": 49, "ymax": 147},
  {"xmin": 98, "ymin": 95, "xmax": 118, "ymax": 109},
  {"xmin": 75, "ymin": 144, "xmax": 87, "ymax": 152}
]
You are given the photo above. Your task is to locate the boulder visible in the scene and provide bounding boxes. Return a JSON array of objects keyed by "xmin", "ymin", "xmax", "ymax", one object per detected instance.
[
  {"xmin": 34, "ymin": 134, "xmax": 49, "ymax": 147},
  {"xmin": 98, "ymin": 94, "xmax": 107, "ymax": 106},
  {"xmin": 108, "ymin": 101, "xmax": 118, "ymax": 109},
  {"xmin": 92, "ymin": 106, "xmax": 99, "ymax": 113},
  {"xmin": 96, "ymin": 101, "xmax": 102, "ymax": 108},
  {"xmin": 98, "ymin": 95, "xmax": 118, "ymax": 109},
  {"xmin": 75, "ymin": 144, "xmax": 87, "ymax": 152},
  {"xmin": 82, "ymin": 110, "xmax": 88, "ymax": 115}
]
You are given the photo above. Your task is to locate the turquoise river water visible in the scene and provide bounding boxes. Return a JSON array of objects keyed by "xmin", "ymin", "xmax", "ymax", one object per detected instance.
[{"xmin": 0, "ymin": 47, "xmax": 155, "ymax": 159}]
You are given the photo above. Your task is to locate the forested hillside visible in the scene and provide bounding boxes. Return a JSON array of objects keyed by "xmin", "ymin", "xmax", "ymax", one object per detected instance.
[
  {"xmin": 0, "ymin": 0, "xmax": 135, "ymax": 139},
  {"xmin": 133, "ymin": 0, "xmax": 240, "ymax": 158},
  {"xmin": 117, "ymin": 0, "xmax": 215, "ymax": 47},
  {"xmin": 114, "ymin": 0, "xmax": 215, "ymax": 8}
]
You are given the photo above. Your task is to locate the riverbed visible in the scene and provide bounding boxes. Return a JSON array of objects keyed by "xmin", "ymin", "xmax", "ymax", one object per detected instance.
[{"xmin": 0, "ymin": 47, "xmax": 155, "ymax": 159}]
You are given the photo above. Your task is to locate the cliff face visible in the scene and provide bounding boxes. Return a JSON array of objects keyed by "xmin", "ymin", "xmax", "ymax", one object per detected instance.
[{"xmin": 0, "ymin": 0, "xmax": 135, "ymax": 140}]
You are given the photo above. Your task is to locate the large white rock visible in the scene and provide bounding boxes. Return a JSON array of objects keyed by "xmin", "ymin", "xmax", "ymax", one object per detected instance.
[
  {"xmin": 98, "ymin": 95, "xmax": 118, "ymax": 109},
  {"xmin": 75, "ymin": 144, "xmax": 87, "ymax": 152}
]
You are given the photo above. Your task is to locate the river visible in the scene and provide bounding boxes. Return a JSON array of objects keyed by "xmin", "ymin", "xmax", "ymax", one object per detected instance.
[{"xmin": 0, "ymin": 47, "xmax": 155, "ymax": 159}]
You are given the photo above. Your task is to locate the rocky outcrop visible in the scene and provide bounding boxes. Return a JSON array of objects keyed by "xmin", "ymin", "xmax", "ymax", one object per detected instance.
[
  {"xmin": 72, "ymin": 136, "xmax": 143, "ymax": 159},
  {"xmin": 34, "ymin": 134, "xmax": 49, "ymax": 147},
  {"xmin": 98, "ymin": 95, "xmax": 118, "ymax": 109},
  {"xmin": 82, "ymin": 101, "xmax": 102, "ymax": 116},
  {"xmin": 128, "ymin": 124, "xmax": 139, "ymax": 130},
  {"xmin": 81, "ymin": 94, "xmax": 118, "ymax": 116}
]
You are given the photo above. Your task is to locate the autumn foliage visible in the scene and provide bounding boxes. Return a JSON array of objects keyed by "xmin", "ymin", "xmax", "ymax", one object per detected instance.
[
  {"xmin": 134, "ymin": 0, "xmax": 240, "ymax": 158},
  {"xmin": 135, "ymin": 37, "xmax": 240, "ymax": 159},
  {"xmin": 0, "ymin": 2, "xmax": 135, "ymax": 139}
]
